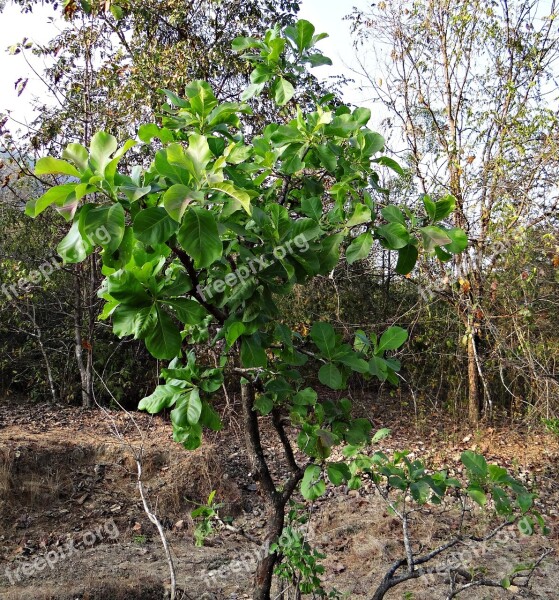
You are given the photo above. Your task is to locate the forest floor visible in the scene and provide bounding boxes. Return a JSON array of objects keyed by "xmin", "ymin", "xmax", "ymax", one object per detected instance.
[{"xmin": 0, "ymin": 395, "xmax": 558, "ymax": 600}]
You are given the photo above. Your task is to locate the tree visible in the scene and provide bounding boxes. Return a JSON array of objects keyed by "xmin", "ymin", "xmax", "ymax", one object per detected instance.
[
  {"xmin": 3, "ymin": 0, "xmax": 304, "ymax": 406},
  {"xmin": 350, "ymin": 0, "xmax": 559, "ymax": 423},
  {"xmin": 26, "ymin": 18, "xmax": 543, "ymax": 599}
]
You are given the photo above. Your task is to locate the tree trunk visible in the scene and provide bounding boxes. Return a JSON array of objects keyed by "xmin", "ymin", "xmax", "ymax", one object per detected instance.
[
  {"xmin": 240, "ymin": 381, "xmax": 285, "ymax": 600},
  {"xmin": 74, "ymin": 265, "xmax": 93, "ymax": 408},
  {"xmin": 467, "ymin": 333, "xmax": 481, "ymax": 425}
]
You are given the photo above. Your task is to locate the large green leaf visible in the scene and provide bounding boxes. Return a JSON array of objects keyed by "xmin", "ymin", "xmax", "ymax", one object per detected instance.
[
  {"xmin": 162, "ymin": 298, "xmax": 207, "ymax": 325},
  {"xmin": 377, "ymin": 326, "xmax": 408, "ymax": 352},
  {"xmin": 396, "ymin": 244, "xmax": 418, "ymax": 275},
  {"xmin": 112, "ymin": 304, "xmax": 155, "ymax": 338},
  {"xmin": 178, "ymin": 207, "xmax": 222, "ymax": 268},
  {"xmin": 90, "ymin": 131, "xmax": 118, "ymax": 174},
  {"xmin": 310, "ymin": 322, "xmax": 337, "ymax": 359},
  {"xmin": 272, "ymin": 77, "xmax": 295, "ymax": 106},
  {"xmin": 301, "ymin": 464, "xmax": 326, "ymax": 500},
  {"xmin": 82, "ymin": 203, "xmax": 125, "ymax": 252},
  {"xmin": 434, "ymin": 195, "xmax": 456, "ymax": 221},
  {"xmin": 211, "ymin": 181, "xmax": 252, "ymax": 215},
  {"xmin": 346, "ymin": 232, "xmax": 373, "ymax": 264},
  {"xmin": 461, "ymin": 451, "xmax": 488, "ymax": 479},
  {"xmin": 26, "ymin": 184, "xmax": 77, "ymax": 218},
  {"xmin": 318, "ymin": 363, "xmax": 343, "ymax": 389},
  {"xmin": 133, "ymin": 207, "xmax": 178, "ymax": 246},
  {"xmin": 35, "ymin": 157, "xmax": 80, "ymax": 178},
  {"xmin": 171, "ymin": 388, "xmax": 202, "ymax": 426},
  {"xmin": 184, "ymin": 133, "xmax": 213, "ymax": 179},
  {"xmin": 347, "ymin": 203, "xmax": 371, "ymax": 227},
  {"xmin": 163, "ymin": 185, "xmax": 201, "ymax": 222},
  {"xmin": 240, "ymin": 336, "xmax": 267, "ymax": 368},
  {"xmin": 420, "ymin": 226, "xmax": 452, "ymax": 252},
  {"xmin": 444, "ymin": 227, "xmax": 468, "ymax": 254},
  {"xmin": 57, "ymin": 221, "xmax": 92, "ymax": 263},
  {"xmin": 138, "ymin": 384, "xmax": 184, "ymax": 413},
  {"xmin": 285, "ymin": 19, "xmax": 315, "ymax": 53},
  {"xmin": 327, "ymin": 463, "xmax": 351, "ymax": 485},
  {"xmin": 145, "ymin": 306, "xmax": 182, "ymax": 360},
  {"xmin": 378, "ymin": 223, "xmax": 410, "ymax": 249}
]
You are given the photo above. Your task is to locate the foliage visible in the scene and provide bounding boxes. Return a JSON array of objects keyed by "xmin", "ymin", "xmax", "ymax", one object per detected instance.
[{"xmin": 21, "ymin": 14, "xmax": 547, "ymax": 600}]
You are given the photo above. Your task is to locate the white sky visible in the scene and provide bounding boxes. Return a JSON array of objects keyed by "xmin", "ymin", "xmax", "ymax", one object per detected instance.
[{"xmin": 0, "ymin": 0, "xmax": 371, "ymax": 131}]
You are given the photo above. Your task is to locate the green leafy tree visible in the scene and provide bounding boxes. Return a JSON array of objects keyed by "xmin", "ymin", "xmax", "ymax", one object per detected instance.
[{"xmin": 26, "ymin": 19, "xmax": 529, "ymax": 599}]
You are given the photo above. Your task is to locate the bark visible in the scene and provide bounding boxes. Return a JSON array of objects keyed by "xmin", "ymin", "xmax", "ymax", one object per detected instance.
[
  {"xmin": 467, "ymin": 333, "xmax": 481, "ymax": 425},
  {"xmin": 240, "ymin": 381, "xmax": 285, "ymax": 600}
]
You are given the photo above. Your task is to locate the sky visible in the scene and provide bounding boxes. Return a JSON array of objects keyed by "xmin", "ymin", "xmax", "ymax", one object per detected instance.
[{"xmin": 0, "ymin": 0, "xmax": 370, "ymax": 130}]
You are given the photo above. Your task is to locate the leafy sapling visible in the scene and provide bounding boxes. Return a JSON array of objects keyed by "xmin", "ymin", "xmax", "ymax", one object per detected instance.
[{"xmin": 27, "ymin": 18, "xmax": 471, "ymax": 600}]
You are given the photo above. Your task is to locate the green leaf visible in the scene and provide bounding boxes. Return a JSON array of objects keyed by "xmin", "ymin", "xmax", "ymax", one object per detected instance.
[
  {"xmin": 112, "ymin": 304, "xmax": 155, "ymax": 338},
  {"xmin": 26, "ymin": 184, "xmax": 77, "ymax": 218},
  {"xmin": 82, "ymin": 203, "xmax": 125, "ymax": 252},
  {"xmin": 310, "ymin": 322, "xmax": 336, "ymax": 358},
  {"xmin": 184, "ymin": 133, "xmax": 213, "ymax": 178},
  {"xmin": 377, "ymin": 326, "xmax": 408, "ymax": 352},
  {"xmin": 346, "ymin": 232, "xmax": 373, "ymax": 264},
  {"xmin": 90, "ymin": 131, "xmax": 118, "ymax": 174},
  {"xmin": 178, "ymin": 207, "xmax": 222, "ymax": 268},
  {"xmin": 163, "ymin": 185, "xmax": 201, "ymax": 222},
  {"xmin": 301, "ymin": 464, "xmax": 326, "ymax": 500},
  {"xmin": 292, "ymin": 388, "xmax": 317, "ymax": 406},
  {"xmin": 138, "ymin": 384, "xmax": 184, "ymax": 413},
  {"xmin": 250, "ymin": 64, "xmax": 273, "ymax": 84},
  {"xmin": 420, "ymin": 226, "xmax": 452, "ymax": 252},
  {"xmin": 35, "ymin": 157, "xmax": 80, "ymax": 177},
  {"xmin": 378, "ymin": 223, "xmax": 410, "ymax": 250},
  {"xmin": 373, "ymin": 156, "xmax": 404, "ymax": 175},
  {"xmin": 336, "ymin": 352, "xmax": 369, "ymax": 373},
  {"xmin": 225, "ymin": 321, "xmax": 246, "ymax": 347},
  {"xmin": 171, "ymin": 389, "xmax": 202, "ymax": 426},
  {"xmin": 314, "ymin": 144, "xmax": 337, "ymax": 172},
  {"xmin": 272, "ymin": 77, "xmax": 295, "ymax": 106},
  {"xmin": 434, "ymin": 195, "xmax": 456, "ymax": 221},
  {"xmin": 422, "ymin": 195, "xmax": 436, "ymax": 220},
  {"xmin": 318, "ymin": 363, "xmax": 343, "ymax": 390},
  {"xmin": 396, "ymin": 244, "xmax": 418, "ymax": 275},
  {"xmin": 467, "ymin": 485, "xmax": 487, "ymax": 506},
  {"xmin": 347, "ymin": 203, "xmax": 372, "ymax": 227},
  {"xmin": 305, "ymin": 53, "xmax": 333, "ymax": 67},
  {"xmin": 232, "ymin": 36, "xmax": 263, "ymax": 52},
  {"xmin": 410, "ymin": 480, "xmax": 431, "ymax": 503},
  {"xmin": 444, "ymin": 227, "xmax": 468, "ymax": 254},
  {"xmin": 301, "ymin": 196, "xmax": 323, "ymax": 221},
  {"xmin": 254, "ymin": 394, "xmax": 274, "ymax": 416},
  {"xmin": 240, "ymin": 336, "xmax": 267, "ymax": 368},
  {"xmin": 285, "ymin": 19, "xmax": 315, "ymax": 53},
  {"xmin": 145, "ymin": 306, "xmax": 182, "ymax": 360},
  {"xmin": 372, "ymin": 428, "xmax": 391, "ymax": 443},
  {"xmin": 327, "ymin": 463, "xmax": 351, "ymax": 485},
  {"xmin": 57, "ymin": 220, "xmax": 92, "ymax": 263},
  {"xmin": 381, "ymin": 205, "xmax": 406, "ymax": 225},
  {"xmin": 211, "ymin": 181, "xmax": 252, "ymax": 215},
  {"xmin": 62, "ymin": 143, "xmax": 89, "ymax": 171},
  {"xmin": 162, "ymin": 298, "xmax": 207, "ymax": 325},
  {"xmin": 461, "ymin": 451, "xmax": 488, "ymax": 479},
  {"xmin": 133, "ymin": 207, "xmax": 178, "ymax": 246}
]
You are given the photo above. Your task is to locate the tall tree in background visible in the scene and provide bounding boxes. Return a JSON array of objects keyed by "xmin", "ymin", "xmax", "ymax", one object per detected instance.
[{"xmin": 350, "ymin": 0, "xmax": 559, "ymax": 423}]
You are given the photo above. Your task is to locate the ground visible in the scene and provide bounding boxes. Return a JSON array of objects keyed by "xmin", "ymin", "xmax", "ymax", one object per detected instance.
[{"xmin": 0, "ymin": 395, "xmax": 558, "ymax": 599}]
